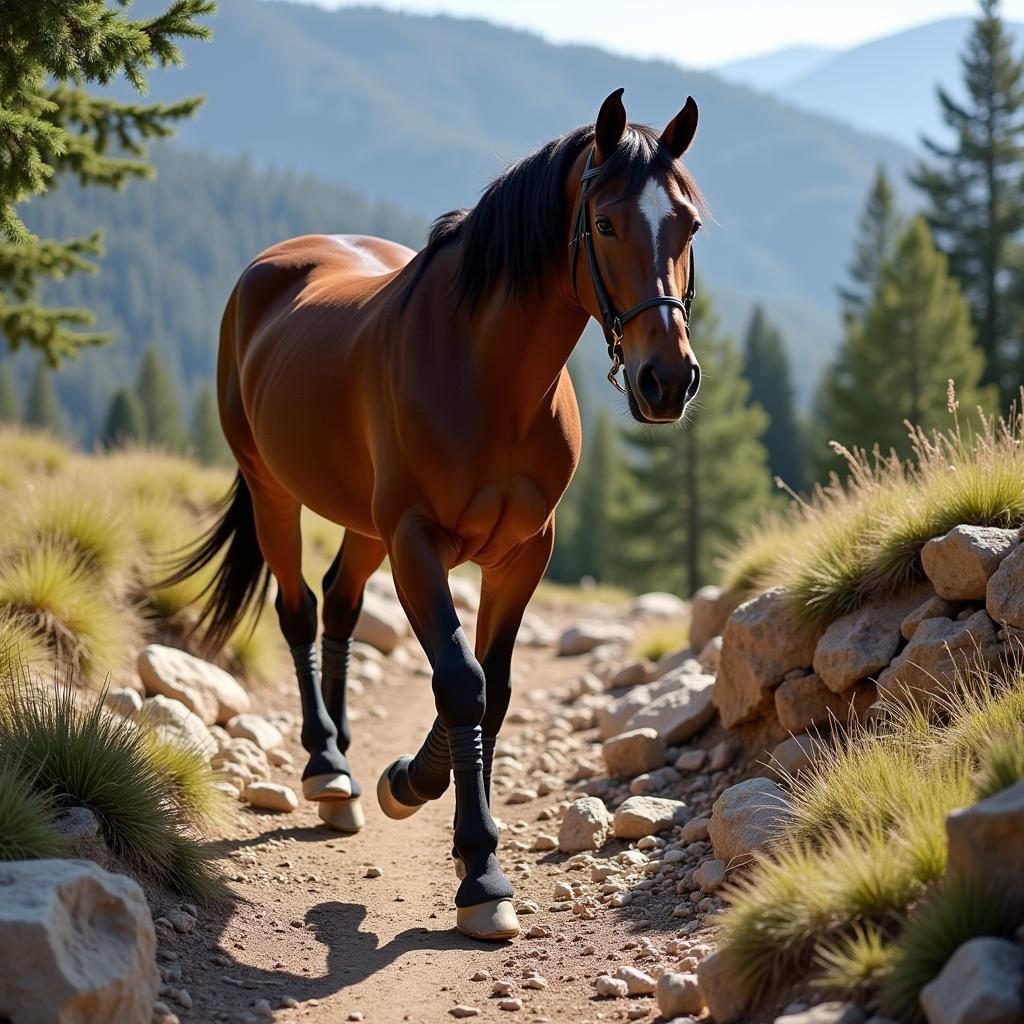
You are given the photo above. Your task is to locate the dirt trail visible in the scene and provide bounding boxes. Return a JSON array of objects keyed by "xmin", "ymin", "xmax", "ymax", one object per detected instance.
[{"xmin": 152, "ymin": 615, "xmax": 721, "ymax": 1024}]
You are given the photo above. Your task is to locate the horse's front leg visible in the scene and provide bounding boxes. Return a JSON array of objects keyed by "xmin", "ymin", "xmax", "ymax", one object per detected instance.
[{"xmin": 378, "ymin": 511, "xmax": 518, "ymax": 941}]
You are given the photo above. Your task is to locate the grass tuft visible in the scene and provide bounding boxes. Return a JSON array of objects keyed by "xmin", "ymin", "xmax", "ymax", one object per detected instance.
[
  {"xmin": 0, "ymin": 760, "xmax": 66, "ymax": 861},
  {"xmin": 631, "ymin": 621, "xmax": 689, "ymax": 661},
  {"xmin": 815, "ymin": 923, "xmax": 894, "ymax": 996}
]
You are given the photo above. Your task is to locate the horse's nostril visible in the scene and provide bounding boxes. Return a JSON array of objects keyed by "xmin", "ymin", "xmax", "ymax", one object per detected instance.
[
  {"xmin": 637, "ymin": 362, "xmax": 662, "ymax": 406},
  {"xmin": 686, "ymin": 361, "xmax": 701, "ymax": 402}
]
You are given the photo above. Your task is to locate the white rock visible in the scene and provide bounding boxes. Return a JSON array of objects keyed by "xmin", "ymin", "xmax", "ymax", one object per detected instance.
[
  {"xmin": 559, "ymin": 797, "xmax": 613, "ymax": 853},
  {"xmin": 922, "ymin": 525, "xmax": 1019, "ymax": 600},
  {"xmin": 558, "ymin": 621, "xmax": 633, "ymax": 657},
  {"xmin": 920, "ymin": 937, "xmax": 1024, "ymax": 1024},
  {"xmin": 696, "ymin": 948, "xmax": 750, "ymax": 1024},
  {"xmin": 0, "ymin": 859, "xmax": 159, "ymax": 1024},
  {"xmin": 138, "ymin": 695, "xmax": 216, "ymax": 760},
  {"xmin": 137, "ymin": 644, "xmax": 250, "ymax": 725},
  {"xmin": 596, "ymin": 673, "xmax": 683, "ymax": 739},
  {"xmin": 708, "ymin": 778, "xmax": 791, "ymax": 865},
  {"xmin": 690, "ymin": 585, "xmax": 734, "ymax": 651},
  {"xmin": 623, "ymin": 674, "xmax": 716, "ymax": 745},
  {"xmin": 594, "ymin": 975, "xmax": 629, "ymax": 998},
  {"xmin": 986, "ymin": 542, "xmax": 1024, "ymax": 629},
  {"xmin": 630, "ymin": 592, "xmax": 688, "ymax": 619},
  {"xmin": 610, "ymin": 660, "xmax": 654, "ymax": 688},
  {"xmin": 354, "ymin": 590, "xmax": 409, "ymax": 654},
  {"xmin": 612, "ymin": 965, "xmax": 655, "ymax": 995},
  {"xmin": 656, "ymin": 971, "xmax": 704, "ymax": 1018},
  {"xmin": 103, "ymin": 687, "xmax": 142, "ymax": 717},
  {"xmin": 225, "ymin": 714, "xmax": 284, "ymax": 752},
  {"xmin": 602, "ymin": 728, "xmax": 666, "ymax": 778},
  {"xmin": 613, "ymin": 796, "xmax": 688, "ymax": 839},
  {"xmin": 774, "ymin": 1003, "xmax": 864, "ymax": 1024},
  {"xmin": 242, "ymin": 782, "xmax": 298, "ymax": 812}
]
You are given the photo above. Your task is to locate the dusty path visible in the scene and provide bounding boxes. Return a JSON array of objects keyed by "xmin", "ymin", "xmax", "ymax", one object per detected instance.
[{"xmin": 152, "ymin": 613, "xmax": 723, "ymax": 1024}]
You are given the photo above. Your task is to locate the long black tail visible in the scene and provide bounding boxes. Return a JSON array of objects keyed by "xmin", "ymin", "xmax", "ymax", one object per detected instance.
[{"xmin": 160, "ymin": 472, "xmax": 270, "ymax": 653}]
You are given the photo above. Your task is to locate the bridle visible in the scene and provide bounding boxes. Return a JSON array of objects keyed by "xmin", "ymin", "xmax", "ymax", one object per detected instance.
[{"xmin": 569, "ymin": 146, "xmax": 696, "ymax": 394}]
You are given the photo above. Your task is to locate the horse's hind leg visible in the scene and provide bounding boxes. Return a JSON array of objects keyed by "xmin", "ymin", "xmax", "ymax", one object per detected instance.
[{"xmin": 315, "ymin": 531, "xmax": 386, "ymax": 832}]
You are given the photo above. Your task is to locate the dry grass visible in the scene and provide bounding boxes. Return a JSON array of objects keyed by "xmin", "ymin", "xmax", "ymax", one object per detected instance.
[{"xmin": 631, "ymin": 621, "xmax": 690, "ymax": 661}]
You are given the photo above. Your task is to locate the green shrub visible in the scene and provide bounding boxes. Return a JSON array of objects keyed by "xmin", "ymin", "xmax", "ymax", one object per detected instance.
[{"xmin": 0, "ymin": 760, "xmax": 65, "ymax": 861}]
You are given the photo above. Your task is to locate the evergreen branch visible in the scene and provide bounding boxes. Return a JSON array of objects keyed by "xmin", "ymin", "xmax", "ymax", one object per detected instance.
[
  {"xmin": 0, "ymin": 233, "xmax": 104, "ymax": 300},
  {"xmin": 0, "ymin": 294, "xmax": 111, "ymax": 367}
]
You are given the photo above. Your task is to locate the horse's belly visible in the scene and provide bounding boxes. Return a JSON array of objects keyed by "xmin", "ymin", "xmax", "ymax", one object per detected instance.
[{"xmin": 456, "ymin": 477, "xmax": 551, "ymax": 564}]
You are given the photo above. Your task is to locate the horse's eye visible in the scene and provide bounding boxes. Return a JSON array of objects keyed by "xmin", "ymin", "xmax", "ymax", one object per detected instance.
[
  {"xmin": 691, "ymin": 221, "xmax": 702, "ymax": 237},
  {"xmin": 595, "ymin": 217, "xmax": 614, "ymax": 237}
]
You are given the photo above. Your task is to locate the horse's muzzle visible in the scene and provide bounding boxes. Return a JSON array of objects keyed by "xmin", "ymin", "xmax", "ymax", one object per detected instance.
[{"xmin": 629, "ymin": 353, "xmax": 701, "ymax": 423}]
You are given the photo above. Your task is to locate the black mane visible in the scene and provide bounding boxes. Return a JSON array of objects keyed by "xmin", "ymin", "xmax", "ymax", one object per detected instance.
[{"xmin": 399, "ymin": 122, "xmax": 704, "ymax": 311}]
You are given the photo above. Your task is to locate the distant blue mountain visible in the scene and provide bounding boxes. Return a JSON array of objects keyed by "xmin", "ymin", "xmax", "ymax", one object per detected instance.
[{"xmin": 716, "ymin": 45, "xmax": 835, "ymax": 92}]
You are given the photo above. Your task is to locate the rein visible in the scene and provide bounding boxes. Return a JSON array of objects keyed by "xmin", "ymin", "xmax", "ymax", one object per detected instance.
[{"xmin": 569, "ymin": 147, "xmax": 695, "ymax": 394}]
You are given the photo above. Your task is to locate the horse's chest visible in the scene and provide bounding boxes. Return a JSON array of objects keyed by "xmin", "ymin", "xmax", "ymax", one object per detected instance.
[{"xmin": 455, "ymin": 476, "xmax": 552, "ymax": 563}]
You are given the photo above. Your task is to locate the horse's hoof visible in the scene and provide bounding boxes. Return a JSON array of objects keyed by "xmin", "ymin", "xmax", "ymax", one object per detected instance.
[
  {"xmin": 376, "ymin": 757, "xmax": 423, "ymax": 820},
  {"xmin": 453, "ymin": 855, "xmax": 466, "ymax": 880},
  {"xmin": 317, "ymin": 797, "xmax": 364, "ymax": 833},
  {"xmin": 302, "ymin": 772, "xmax": 353, "ymax": 801},
  {"xmin": 456, "ymin": 899, "xmax": 520, "ymax": 941}
]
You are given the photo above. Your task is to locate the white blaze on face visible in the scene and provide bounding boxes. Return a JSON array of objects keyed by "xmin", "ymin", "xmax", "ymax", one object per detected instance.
[{"xmin": 636, "ymin": 177, "xmax": 675, "ymax": 328}]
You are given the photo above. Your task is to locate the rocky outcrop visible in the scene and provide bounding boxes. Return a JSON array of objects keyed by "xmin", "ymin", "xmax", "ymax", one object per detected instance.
[
  {"xmin": 708, "ymin": 778, "xmax": 791, "ymax": 865},
  {"xmin": 0, "ymin": 859, "xmax": 159, "ymax": 1024},
  {"xmin": 919, "ymin": 937, "xmax": 1024, "ymax": 1024},
  {"xmin": 137, "ymin": 644, "xmax": 250, "ymax": 725},
  {"xmin": 921, "ymin": 525, "xmax": 1018, "ymax": 600}
]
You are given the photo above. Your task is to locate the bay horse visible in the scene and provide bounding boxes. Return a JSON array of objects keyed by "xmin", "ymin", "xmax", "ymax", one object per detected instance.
[{"xmin": 168, "ymin": 89, "xmax": 704, "ymax": 941}]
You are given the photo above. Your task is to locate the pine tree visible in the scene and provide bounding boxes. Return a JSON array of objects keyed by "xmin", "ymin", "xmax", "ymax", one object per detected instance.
[
  {"xmin": 190, "ymin": 382, "xmax": 231, "ymax": 464},
  {"xmin": 910, "ymin": 0, "xmax": 1024, "ymax": 400},
  {"xmin": 136, "ymin": 347, "xmax": 185, "ymax": 450},
  {"xmin": 0, "ymin": 362, "xmax": 19, "ymax": 423},
  {"xmin": 100, "ymin": 388, "xmax": 145, "ymax": 450},
  {"xmin": 0, "ymin": 0, "xmax": 214, "ymax": 364},
  {"xmin": 741, "ymin": 305, "xmax": 805, "ymax": 491},
  {"xmin": 616, "ymin": 291, "xmax": 774, "ymax": 596},
  {"xmin": 24, "ymin": 362, "xmax": 64, "ymax": 434},
  {"xmin": 820, "ymin": 217, "xmax": 993, "ymax": 462},
  {"xmin": 839, "ymin": 167, "xmax": 902, "ymax": 324}
]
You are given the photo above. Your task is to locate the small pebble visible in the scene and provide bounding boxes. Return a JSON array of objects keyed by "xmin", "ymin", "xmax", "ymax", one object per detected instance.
[
  {"xmin": 365, "ymin": 866, "xmax": 383, "ymax": 878},
  {"xmin": 450, "ymin": 1007, "xmax": 480, "ymax": 1019},
  {"xmin": 470, "ymin": 970, "xmax": 492, "ymax": 982},
  {"xmin": 498, "ymin": 998, "xmax": 523, "ymax": 1011}
]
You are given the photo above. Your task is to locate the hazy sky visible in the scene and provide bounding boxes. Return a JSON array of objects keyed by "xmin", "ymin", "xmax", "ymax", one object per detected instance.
[{"xmin": 282, "ymin": 0, "xmax": 1024, "ymax": 66}]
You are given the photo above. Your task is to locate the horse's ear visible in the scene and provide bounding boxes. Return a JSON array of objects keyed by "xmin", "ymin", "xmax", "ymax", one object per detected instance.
[
  {"xmin": 661, "ymin": 96, "xmax": 699, "ymax": 158},
  {"xmin": 594, "ymin": 87, "xmax": 627, "ymax": 163}
]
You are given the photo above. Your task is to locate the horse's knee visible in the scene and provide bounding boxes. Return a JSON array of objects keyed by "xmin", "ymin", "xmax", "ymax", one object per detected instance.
[
  {"xmin": 433, "ymin": 631, "xmax": 486, "ymax": 728},
  {"xmin": 275, "ymin": 585, "xmax": 318, "ymax": 646}
]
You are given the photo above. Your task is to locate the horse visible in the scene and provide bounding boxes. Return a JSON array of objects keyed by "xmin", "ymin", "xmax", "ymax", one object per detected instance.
[{"xmin": 168, "ymin": 88, "xmax": 704, "ymax": 941}]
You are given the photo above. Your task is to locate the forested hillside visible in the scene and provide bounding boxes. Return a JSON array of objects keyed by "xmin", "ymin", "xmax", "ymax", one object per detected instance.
[{"xmin": 16, "ymin": 147, "xmax": 424, "ymax": 441}]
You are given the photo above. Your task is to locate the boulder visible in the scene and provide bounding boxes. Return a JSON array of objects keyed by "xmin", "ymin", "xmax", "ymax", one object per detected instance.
[
  {"xmin": 921, "ymin": 525, "xmax": 1019, "ymax": 601},
  {"xmin": 946, "ymin": 777, "xmax": 1024, "ymax": 919},
  {"xmin": 596, "ymin": 673, "xmax": 683, "ymax": 739},
  {"xmin": 766, "ymin": 734, "xmax": 818, "ymax": 779},
  {"xmin": 774, "ymin": 673, "xmax": 851, "ymax": 733},
  {"xmin": 612, "ymin": 796, "xmax": 688, "ymax": 839},
  {"xmin": 102, "ymin": 687, "xmax": 142, "ymax": 717},
  {"xmin": 813, "ymin": 589, "xmax": 929, "ymax": 692},
  {"xmin": 558, "ymin": 797, "xmax": 612, "ymax": 853},
  {"xmin": 902, "ymin": 594, "xmax": 958, "ymax": 640},
  {"xmin": 877, "ymin": 611, "xmax": 1001, "ymax": 705},
  {"xmin": 697, "ymin": 949, "xmax": 750, "ymax": 1024},
  {"xmin": 558, "ymin": 621, "xmax": 633, "ymax": 657},
  {"xmin": 714, "ymin": 588, "xmax": 821, "ymax": 728},
  {"xmin": 656, "ymin": 971, "xmax": 704, "ymax": 1018},
  {"xmin": 774, "ymin": 1004, "xmax": 864, "ymax": 1024},
  {"xmin": 920, "ymin": 937, "xmax": 1024, "ymax": 1024},
  {"xmin": 225, "ymin": 713, "xmax": 284, "ymax": 752},
  {"xmin": 986, "ymin": 542, "xmax": 1024, "ymax": 629},
  {"xmin": 623, "ymin": 674, "xmax": 716, "ymax": 745},
  {"xmin": 602, "ymin": 728, "xmax": 666, "ymax": 778},
  {"xmin": 138, "ymin": 694, "xmax": 216, "ymax": 760},
  {"xmin": 630, "ymin": 592, "xmax": 688, "ymax": 619},
  {"xmin": 0, "ymin": 859, "xmax": 159, "ymax": 1024},
  {"xmin": 353, "ymin": 590, "xmax": 409, "ymax": 654},
  {"xmin": 137, "ymin": 644, "xmax": 251, "ymax": 726},
  {"xmin": 690, "ymin": 585, "xmax": 736, "ymax": 652},
  {"xmin": 709, "ymin": 778, "xmax": 791, "ymax": 865}
]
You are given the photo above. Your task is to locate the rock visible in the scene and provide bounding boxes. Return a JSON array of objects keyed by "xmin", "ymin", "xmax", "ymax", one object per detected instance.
[
  {"xmin": 137, "ymin": 644, "xmax": 250, "ymax": 726},
  {"xmin": 165, "ymin": 908, "xmax": 196, "ymax": 934},
  {"xmin": 103, "ymin": 687, "xmax": 143, "ymax": 717},
  {"xmin": 612, "ymin": 966, "xmax": 655, "ymax": 995},
  {"xmin": 813, "ymin": 589, "xmax": 929, "ymax": 693},
  {"xmin": 597, "ymin": 673, "xmax": 685, "ymax": 739},
  {"xmin": 602, "ymin": 728, "xmax": 666, "ymax": 778},
  {"xmin": 631, "ymin": 592, "xmax": 688, "ymax": 619},
  {"xmin": 558, "ymin": 621, "xmax": 633, "ymax": 656},
  {"xmin": 242, "ymin": 782, "xmax": 298, "ymax": 812},
  {"xmin": 656, "ymin": 971, "xmax": 704, "ymax": 1018},
  {"xmin": 693, "ymin": 859, "xmax": 726, "ymax": 892},
  {"xmin": 690, "ymin": 585, "xmax": 735, "ymax": 652},
  {"xmin": 698, "ymin": 635, "xmax": 723, "ymax": 672},
  {"xmin": 766, "ymin": 734, "xmax": 818, "ymax": 779},
  {"xmin": 52, "ymin": 806, "xmax": 109, "ymax": 866},
  {"xmin": 449, "ymin": 577, "xmax": 480, "ymax": 613},
  {"xmin": 877, "ymin": 611, "xmax": 1001, "ymax": 705},
  {"xmin": 354, "ymin": 590, "xmax": 409, "ymax": 654},
  {"xmin": 681, "ymin": 816, "xmax": 711, "ymax": 843},
  {"xmin": 559, "ymin": 797, "xmax": 613, "ymax": 853},
  {"xmin": 708, "ymin": 778, "xmax": 791, "ymax": 865},
  {"xmin": 655, "ymin": 647, "xmax": 702, "ymax": 677},
  {"xmin": 0, "ymin": 859, "xmax": 159, "ymax": 1024},
  {"xmin": 138, "ymin": 695, "xmax": 216, "ymax": 760},
  {"xmin": 594, "ymin": 975, "xmax": 629, "ymax": 998},
  {"xmin": 498, "ymin": 998, "xmax": 523, "ymax": 1011},
  {"xmin": 709, "ymin": 738, "xmax": 737, "ymax": 771},
  {"xmin": 902, "ymin": 594, "xmax": 958, "ymax": 640},
  {"xmin": 987, "ymin": 542, "xmax": 1024, "ymax": 629},
  {"xmin": 365, "ymin": 866, "xmax": 383, "ymax": 878},
  {"xmin": 715, "ymin": 588, "xmax": 821, "ymax": 729},
  {"xmin": 946, "ymin": 778, "xmax": 1024, "ymax": 919},
  {"xmin": 623, "ymin": 674, "xmax": 716, "ymax": 745},
  {"xmin": 774, "ymin": 1004, "xmax": 864, "ymax": 1024},
  {"xmin": 774, "ymin": 673, "xmax": 850, "ymax": 733},
  {"xmin": 613, "ymin": 796, "xmax": 688, "ymax": 839},
  {"xmin": 919, "ymin": 937, "xmax": 1024, "ymax": 1024},
  {"xmin": 610, "ymin": 660, "xmax": 655, "ymax": 688},
  {"xmin": 211, "ymin": 736, "xmax": 270, "ymax": 785},
  {"xmin": 922, "ymin": 525, "xmax": 1019, "ymax": 600},
  {"xmin": 449, "ymin": 1006, "xmax": 481, "ymax": 1019},
  {"xmin": 697, "ymin": 949, "xmax": 750, "ymax": 1024},
  {"xmin": 675, "ymin": 749, "xmax": 706, "ymax": 773},
  {"xmin": 225, "ymin": 714, "xmax": 284, "ymax": 752}
]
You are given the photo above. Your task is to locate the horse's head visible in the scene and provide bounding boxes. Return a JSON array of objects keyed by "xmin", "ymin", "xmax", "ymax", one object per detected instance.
[{"xmin": 571, "ymin": 89, "xmax": 703, "ymax": 424}]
